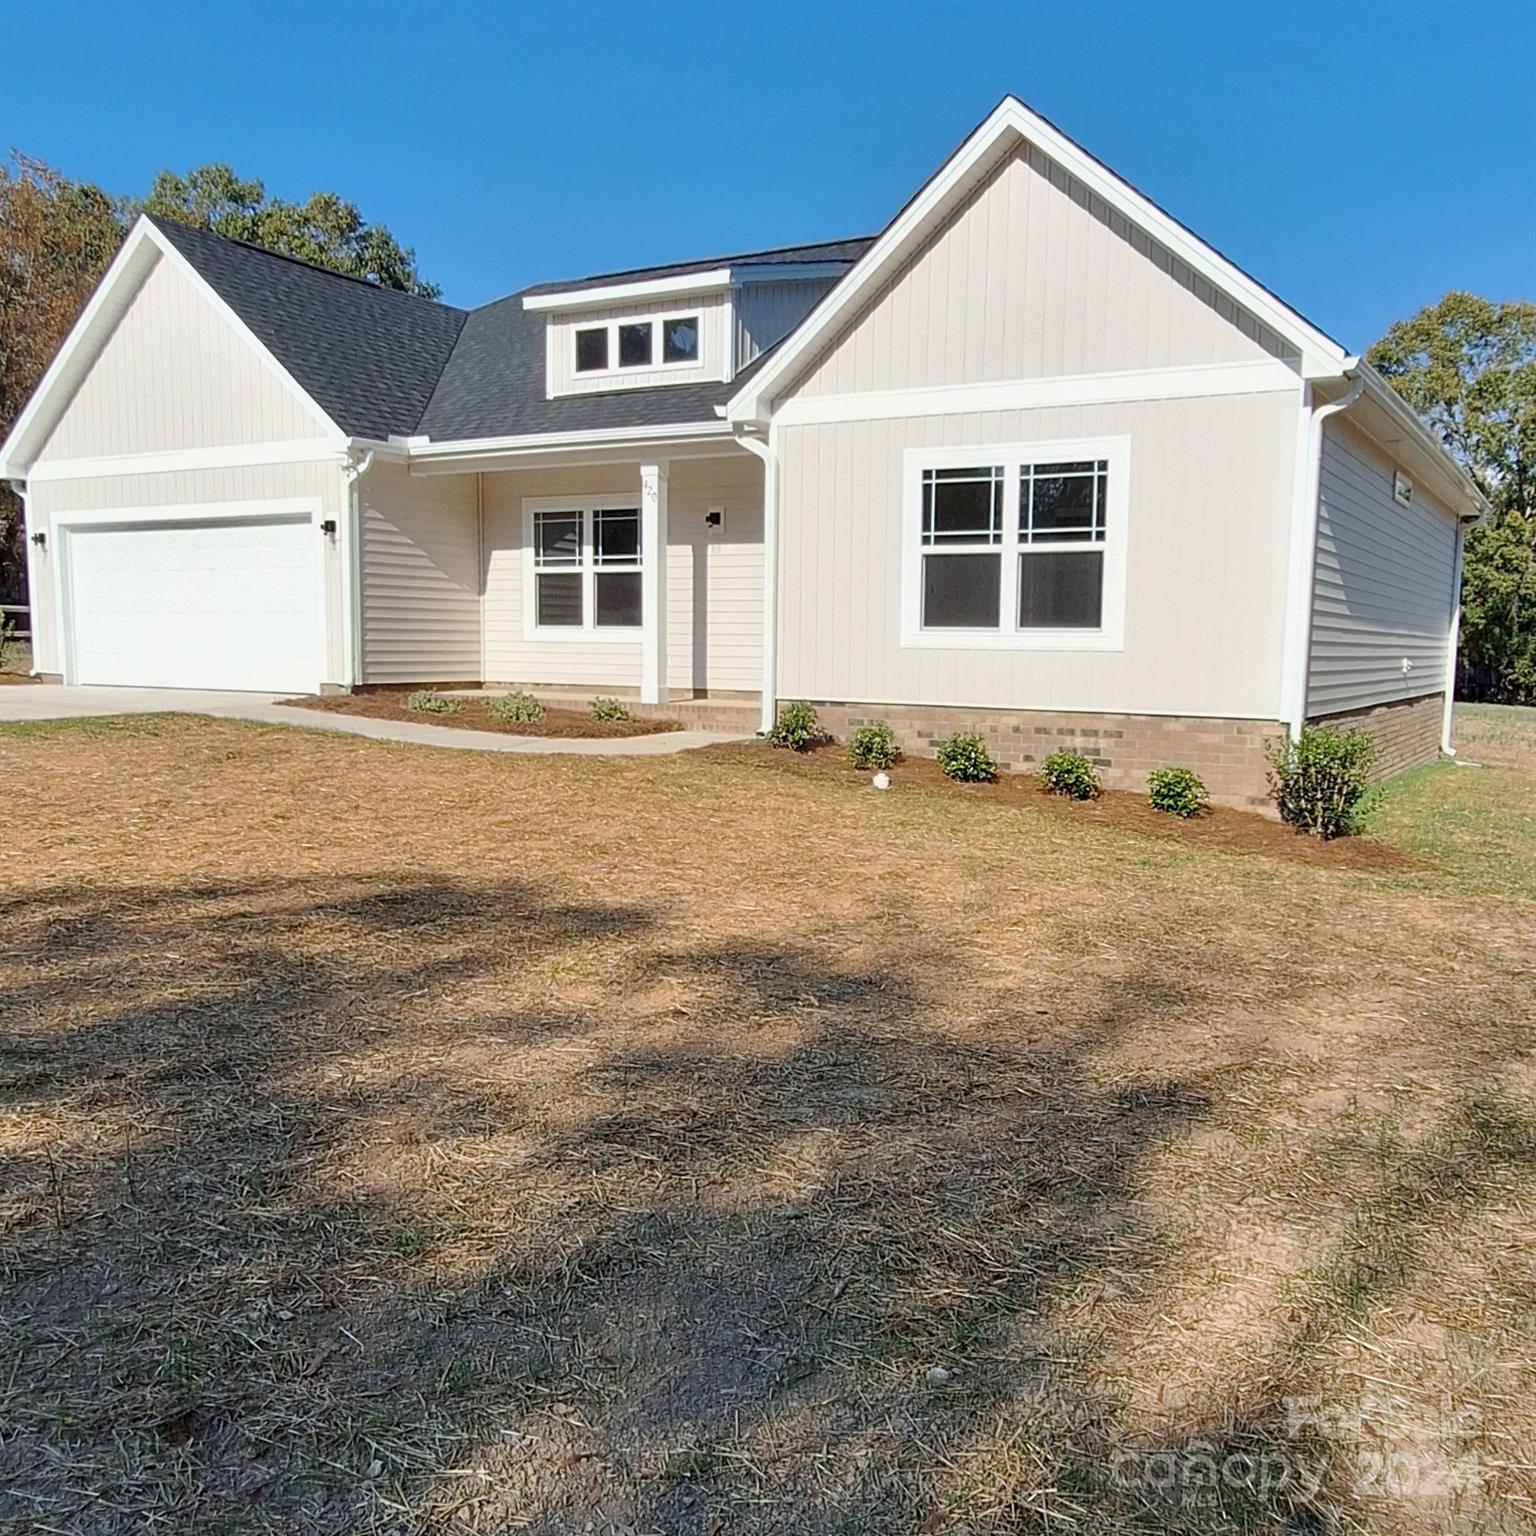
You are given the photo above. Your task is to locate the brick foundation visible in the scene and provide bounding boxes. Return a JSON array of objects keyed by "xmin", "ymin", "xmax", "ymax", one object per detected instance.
[
  {"xmin": 805, "ymin": 700, "xmax": 1283, "ymax": 809},
  {"xmin": 1308, "ymin": 691, "xmax": 1446, "ymax": 781}
]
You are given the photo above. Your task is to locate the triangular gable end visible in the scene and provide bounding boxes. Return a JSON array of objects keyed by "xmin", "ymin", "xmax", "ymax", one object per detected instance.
[
  {"xmin": 727, "ymin": 97, "xmax": 1353, "ymax": 426},
  {"xmin": 0, "ymin": 217, "xmax": 344, "ymax": 480}
]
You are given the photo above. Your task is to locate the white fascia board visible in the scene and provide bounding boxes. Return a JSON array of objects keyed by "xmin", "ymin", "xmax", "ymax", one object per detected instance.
[
  {"xmin": 408, "ymin": 418, "xmax": 735, "ymax": 463},
  {"xmin": 522, "ymin": 269, "xmax": 733, "ymax": 313},
  {"xmin": 1353, "ymin": 364, "xmax": 1488, "ymax": 521},
  {"xmin": 0, "ymin": 216, "xmax": 346, "ymax": 480},
  {"xmin": 0, "ymin": 221, "xmax": 158, "ymax": 479},
  {"xmin": 28, "ymin": 439, "xmax": 349, "ymax": 483},
  {"xmin": 728, "ymin": 95, "xmax": 1352, "ymax": 424}
]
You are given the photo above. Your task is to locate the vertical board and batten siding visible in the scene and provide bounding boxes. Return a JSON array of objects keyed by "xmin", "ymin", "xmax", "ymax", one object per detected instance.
[
  {"xmin": 33, "ymin": 252, "xmax": 325, "ymax": 461},
  {"xmin": 26, "ymin": 462, "xmax": 347, "ymax": 682},
  {"xmin": 787, "ymin": 141, "xmax": 1296, "ymax": 400},
  {"xmin": 481, "ymin": 455, "xmax": 763, "ymax": 691},
  {"xmin": 734, "ymin": 278, "xmax": 840, "ymax": 372},
  {"xmin": 357, "ymin": 463, "xmax": 480, "ymax": 682},
  {"xmin": 1306, "ymin": 417, "xmax": 1458, "ymax": 716},
  {"xmin": 546, "ymin": 294, "xmax": 729, "ymax": 395},
  {"xmin": 776, "ymin": 393, "xmax": 1298, "ymax": 719}
]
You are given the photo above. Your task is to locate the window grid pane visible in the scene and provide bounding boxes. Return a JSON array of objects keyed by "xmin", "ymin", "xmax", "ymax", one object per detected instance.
[
  {"xmin": 922, "ymin": 467, "xmax": 1003, "ymax": 546},
  {"xmin": 618, "ymin": 322, "xmax": 653, "ymax": 368},
  {"xmin": 594, "ymin": 508, "xmax": 641, "ymax": 566},
  {"xmin": 662, "ymin": 315, "xmax": 699, "ymax": 364},
  {"xmin": 1020, "ymin": 460, "xmax": 1107, "ymax": 544},
  {"xmin": 922, "ymin": 551, "xmax": 1001, "ymax": 629},
  {"xmin": 1018, "ymin": 549, "xmax": 1104, "ymax": 629},
  {"xmin": 536, "ymin": 572, "xmax": 583, "ymax": 627},
  {"xmin": 534, "ymin": 511, "xmax": 581, "ymax": 566},
  {"xmin": 595, "ymin": 570, "xmax": 643, "ymax": 627},
  {"xmin": 574, "ymin": 328, "xmax": 608, "ymax": 373}
]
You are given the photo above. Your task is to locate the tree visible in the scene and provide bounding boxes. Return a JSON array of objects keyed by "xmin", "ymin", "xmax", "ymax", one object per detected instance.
[
  {"xmin": 1368, "ymin": 294, "xmax": 1536, "ymax": 702},
  {"xmin": 139, "ymin": 165, "xmax": 439, "ymax": 298},
  {"xmin": 0, "ymin": 154, "xmax": 123, "ymax": 602}
]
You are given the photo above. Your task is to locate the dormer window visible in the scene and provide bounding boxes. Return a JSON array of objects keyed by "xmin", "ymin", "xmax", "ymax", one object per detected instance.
[{"xmin": 572, "ymin": 312, "xmax": 701, "ymax": 376}]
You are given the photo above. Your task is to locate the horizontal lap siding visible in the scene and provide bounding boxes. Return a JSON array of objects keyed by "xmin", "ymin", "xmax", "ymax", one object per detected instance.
[
  {"xmin": 777, "ymin": 393, "xmax": 1297, "ymax": 720},
  {"xmin": 481, "ymin": 458, "xmax": 762, "ymax": 692},
  {"xmin": 27, "ymin": 461, "xmax": 346, "ymax": 683},
  {"xmin": 1306, "ymin": 419, "xmax": 1457, "ymax": 717},
  {"xmin": 358, "ymin": 463, "xmax": 481, "ymax": 683},
  {"xmin": 34, "ymin": 253, "xmax": 323, "ymax": 460}
]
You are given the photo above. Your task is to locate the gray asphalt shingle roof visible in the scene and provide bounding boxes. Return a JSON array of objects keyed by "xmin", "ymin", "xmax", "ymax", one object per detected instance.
[{"xmin": 152, "ymin": 218, "xmax": 872, "ymax": 443}]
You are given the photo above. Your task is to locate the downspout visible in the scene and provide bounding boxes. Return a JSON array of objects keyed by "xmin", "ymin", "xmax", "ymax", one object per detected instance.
[
  {"xmin": 1442, "ymin": 518, "xmax": 1466, "ymax": 755},
  {"xmin": 733, "ymin": 424, "xmax": 780, "ymax": 736},
  {"xmin": 1284, "ymin": 370, "xmax": 1365, "ymax": 741},
  {"xmin": 339, "ymin": 446, "xmax": 374, "ymax": 690}
]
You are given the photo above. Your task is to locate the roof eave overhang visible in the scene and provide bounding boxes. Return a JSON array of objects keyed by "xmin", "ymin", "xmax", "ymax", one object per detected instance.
[
  {"xmin": 726, "ymin": 95, "xmax": 1352, "ymax": 426},
  {"xmin": 521, "ymin": 260, "xmax": 854, "ymax": 316}
]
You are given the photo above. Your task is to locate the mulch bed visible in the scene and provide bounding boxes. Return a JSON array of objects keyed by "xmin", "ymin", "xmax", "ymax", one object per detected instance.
[
  {"xmin": 697, "ymin": 740, "xmax": 1418, "ymax": 871},
  {"xmin": 279, "ymin": 690, "xmax": 681, "ymax": 739},
  {"xmin": 0, "ymin": 673, "xmax": 37, "ymax": 685}
]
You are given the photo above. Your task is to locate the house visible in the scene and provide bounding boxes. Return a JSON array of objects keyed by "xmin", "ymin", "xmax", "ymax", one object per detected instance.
[{"xmin": 0, "ymin": 97, "xmax": 1485, "ymax": 806}]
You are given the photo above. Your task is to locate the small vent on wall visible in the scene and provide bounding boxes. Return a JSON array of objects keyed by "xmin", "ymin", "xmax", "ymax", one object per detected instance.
[{"xmin": 1393, "ymin": 470, "xmax": 1414, "ymax": 507}]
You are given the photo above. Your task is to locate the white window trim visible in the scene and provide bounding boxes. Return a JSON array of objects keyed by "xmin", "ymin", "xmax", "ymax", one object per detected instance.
[
  {"xmin": 899, "ymin": 436, "xmax": 1130, "ymax": 652},
  {"xmin": 570, "ymin": 312, "xmax": 703, "ymax": 379},
  {"xmin": 522, "ymin": 494, "xmax": 646, "ymax": 642}
]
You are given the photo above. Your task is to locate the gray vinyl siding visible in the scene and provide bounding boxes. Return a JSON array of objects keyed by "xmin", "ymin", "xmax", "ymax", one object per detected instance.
[
  {"xmin": 734, "ymin": 278, "xmax": 839, "ymax": 372},
  {"xmin": 26, "ymin": 460, "xmax": 347, "ymax": 683},
  {"xmin": 1306, "ymin": 418, "xmax": 1458, "ymax": 717},
  {"xmin": 33, "ymin": 251, "xmax": 326, "ymax": 461},
  {"xmin": 357, "ymin": 462, "xmax": 481, "ymax": 683}
]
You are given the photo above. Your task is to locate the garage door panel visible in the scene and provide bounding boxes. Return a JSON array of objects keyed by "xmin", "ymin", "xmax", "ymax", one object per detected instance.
[{"xmin": 66, "ymin": 516, "xmax": 320, "ymax": 692}]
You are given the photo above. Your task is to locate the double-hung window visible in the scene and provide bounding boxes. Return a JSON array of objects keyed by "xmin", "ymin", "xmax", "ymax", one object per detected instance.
[
  {"xmin": 529, "ymin": 499, "xmax": 644, "ymax": 633},
  {"xmin": 903, "ymin": 437, "xmax": 1127, "ymax": 649}
]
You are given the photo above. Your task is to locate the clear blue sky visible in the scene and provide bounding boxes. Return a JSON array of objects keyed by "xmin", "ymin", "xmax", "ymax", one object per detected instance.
[{"xmin": 3, "ymin": 0, "xmax": 1531, "ymax": 349}]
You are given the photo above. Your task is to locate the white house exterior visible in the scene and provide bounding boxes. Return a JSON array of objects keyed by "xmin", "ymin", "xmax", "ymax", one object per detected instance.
[{"xmin": 1, "ymin": 97, "xmax": 1484, "ymax": 806}]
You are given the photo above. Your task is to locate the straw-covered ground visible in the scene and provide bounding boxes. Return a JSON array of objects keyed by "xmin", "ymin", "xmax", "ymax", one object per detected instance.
[{"xmin": 1, "ymin": 704, "xmax": 1533, "ymax": 1534}]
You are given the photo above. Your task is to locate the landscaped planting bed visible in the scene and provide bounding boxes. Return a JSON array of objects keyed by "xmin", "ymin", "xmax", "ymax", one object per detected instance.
[{"xmin": 280, "ymin": 688, "xmax": 680, "ymax": 738}]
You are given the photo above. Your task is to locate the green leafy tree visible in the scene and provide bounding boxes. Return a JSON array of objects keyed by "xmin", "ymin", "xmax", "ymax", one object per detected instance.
[
  {"xmin": 0, "ymin": 154, "xmax": 124, "ymax": 603},
  {"xmin": 139, "ymin": 165, "xmax": 439, "ymax": 298},
  {"xmin": 1368, "ymin": 293, "xmax": 1536, "ymax": 702}
]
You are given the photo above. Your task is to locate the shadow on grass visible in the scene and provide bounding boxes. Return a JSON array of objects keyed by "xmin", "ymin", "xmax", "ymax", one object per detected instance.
[{"xmin": 0, "ymin": 874, "xmax": 1529, "ymax": 1533}]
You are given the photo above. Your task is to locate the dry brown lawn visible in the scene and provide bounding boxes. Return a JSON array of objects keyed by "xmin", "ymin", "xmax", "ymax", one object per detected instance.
[{"xmin": 1, "ymin": 714, "xmax": 1533, "ymax": 1535}]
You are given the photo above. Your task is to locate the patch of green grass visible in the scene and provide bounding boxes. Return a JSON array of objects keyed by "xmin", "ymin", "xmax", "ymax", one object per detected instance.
[
  {"xmin": 0, "ymin": 713, "xmax": 197, "ymax": 742},
  {"xmin": 1366, "ymin": 756, "xmax": 1536, "ymax": 903}
]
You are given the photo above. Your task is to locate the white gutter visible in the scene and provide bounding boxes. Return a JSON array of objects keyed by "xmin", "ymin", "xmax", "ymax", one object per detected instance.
[
  {"xmin": 733, "ymin": 426, "xmax": 780, "ymax": 735},
  {"xmin": 339, "ymin": 446, "xmax": 375, "ymax": 689},
  {"xmin": 1281, "ymin": 368, "xmax": 1366, "ymax": 741},
  {"xmin": 410, "ymin": 419, "xmax": 733, "ymax": 465}
]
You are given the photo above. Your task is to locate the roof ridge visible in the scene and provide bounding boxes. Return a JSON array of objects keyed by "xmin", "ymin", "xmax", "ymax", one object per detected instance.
[
  {"xmin": 522, "ymin": 234, "xmax": 877, "ymax": 294},
  {"xmin": 145, "ymin": 213, "xmax": 467, "ymax": 314}
]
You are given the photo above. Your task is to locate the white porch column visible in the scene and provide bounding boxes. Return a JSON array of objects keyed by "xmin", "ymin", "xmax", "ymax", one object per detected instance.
[{"xmin": 640, "ymin": 460, "xmax": 669, "ymax": 704}]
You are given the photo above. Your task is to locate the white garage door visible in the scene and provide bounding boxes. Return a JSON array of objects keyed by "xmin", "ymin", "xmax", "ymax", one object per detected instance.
[{"xmin": 65, "ymin": 514, "xmax": 321, "ymax": 692}]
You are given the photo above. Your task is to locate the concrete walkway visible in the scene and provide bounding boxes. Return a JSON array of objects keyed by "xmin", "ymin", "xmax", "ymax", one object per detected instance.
[{"xmin": 0, "ymin": 685, "xmax": 753, "ymax": 755}]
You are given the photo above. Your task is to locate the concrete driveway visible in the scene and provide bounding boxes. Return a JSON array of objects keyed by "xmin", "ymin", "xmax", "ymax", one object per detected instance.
[{"xmin": 0, "ymin": 684, "xmax": 750, "ymax": 755}]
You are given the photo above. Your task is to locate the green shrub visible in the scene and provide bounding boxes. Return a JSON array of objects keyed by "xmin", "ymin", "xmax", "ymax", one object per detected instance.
[
  {"xmin": 487, "ymin": 690, "xmax": 543, "ymax": 724},
  {"xmin": 590, "ymin": 696, "xmax": 632, "ymax": 723},
  {"xmin": 768, "ymin": 700, "xmax": 829, "ymax": 752},
  {"xmin": 404, "ymin": 689, "xmax": 460, "ymax": 716},
  {"xmin": 1266, "ymin": 724, "xmax": 1376, "ymax": 838},
  {"xmin": 848, "ymin": 721, "xmax": 900, "ymax": 770},
  {"xmin": 1147, "ymin": 766, "xmax": 1209, "ymax": 818},
  {"xmin": 1040, "ymin": 750, "xmax": 1100, "ymax": 800},
  {"xmin": 0, "ymin": 615, "xmax": 13, "ymax": 671},
  {"xmin": 936, "ymin": 732, "xmax": 998, "ymax": 783}
]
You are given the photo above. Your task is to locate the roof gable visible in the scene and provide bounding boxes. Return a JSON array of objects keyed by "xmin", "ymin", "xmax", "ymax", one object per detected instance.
[{"xmin": 728, "ymin": 97, "xmax": 1352, "ymax": 425}]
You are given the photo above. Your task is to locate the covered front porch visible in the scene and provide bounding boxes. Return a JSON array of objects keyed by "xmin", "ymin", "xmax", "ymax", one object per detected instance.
[{"xmin": 353, "ymin": 439, "xmax": 767, "ymax": 721}]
